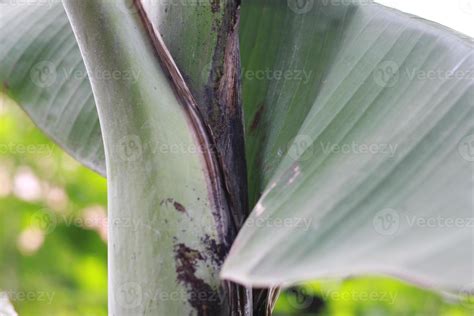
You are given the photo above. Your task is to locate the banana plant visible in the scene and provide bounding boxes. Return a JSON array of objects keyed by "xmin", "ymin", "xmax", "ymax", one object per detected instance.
[{"xmin": 0, "ymin": 0, "xmax": 473, "ymax": 315}]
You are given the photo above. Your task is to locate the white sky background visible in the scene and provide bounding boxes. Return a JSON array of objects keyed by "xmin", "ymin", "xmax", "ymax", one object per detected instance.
[{"xmin": 376, "ymin": 0, "xmax": 474, "ymax": 37}]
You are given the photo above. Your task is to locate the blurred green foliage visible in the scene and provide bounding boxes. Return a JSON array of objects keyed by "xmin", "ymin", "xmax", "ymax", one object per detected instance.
[
  {"xmin": 0, "ymin": 96, "xmax": 107, "ymax": 315},
  {"xmin": 0, "ymin": 95, "xmax": 472, "ymax": 315},
  {"xmin": 274, "ymin": 277, "xmax": 473, "ymax": 316}
]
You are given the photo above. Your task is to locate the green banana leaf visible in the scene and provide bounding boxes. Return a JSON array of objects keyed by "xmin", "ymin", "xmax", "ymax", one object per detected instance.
[
  {"xmin": 0, "ymin": 1, "xmax": 105, "ymax": 175},
  {"xmin": 222, "ymin": 0, "xmax": 474, "ymax": 293}
]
